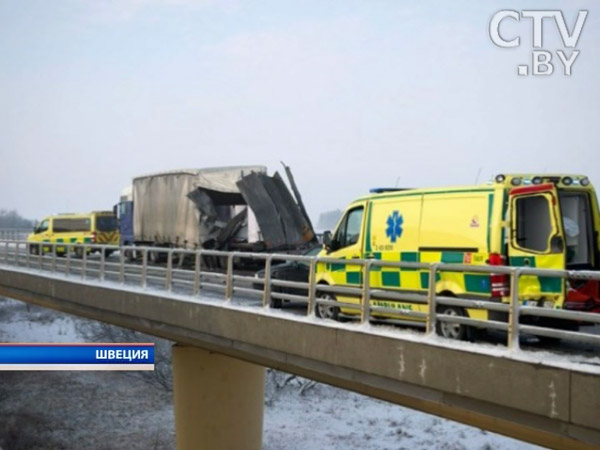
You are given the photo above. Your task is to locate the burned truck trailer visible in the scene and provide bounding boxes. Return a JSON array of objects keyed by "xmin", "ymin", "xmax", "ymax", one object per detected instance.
[{"xmin": 129, "ymin": 166, "xmax": 316, "ymax": 262}]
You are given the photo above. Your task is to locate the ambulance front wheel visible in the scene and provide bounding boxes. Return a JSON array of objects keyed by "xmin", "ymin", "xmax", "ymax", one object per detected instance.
[
  {"xmin": 315, "ymin": 291, "xmax": 340, "ymax": 321},
  {"xmin": 436, "ymin": 306, "xmax": 468, "ymax": 341}
]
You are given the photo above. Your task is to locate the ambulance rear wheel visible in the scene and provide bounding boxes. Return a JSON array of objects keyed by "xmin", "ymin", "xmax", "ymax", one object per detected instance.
[
  {"xmin": 436, "ymin": 306, "xmax": 468, "ymax": 341},
  {"xmin": 315, "ymin": 292, "xmax": 340, "ymax": 321}
]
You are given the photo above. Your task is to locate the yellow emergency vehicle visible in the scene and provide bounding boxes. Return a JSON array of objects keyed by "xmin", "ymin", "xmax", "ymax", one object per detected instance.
[
  {"xmin": 317, "ymin": 174, "xmax": 600, "ymax": 339},
  {"xmin": 28, "ymin": 211, "xmax": 119, "ymax": 256}
]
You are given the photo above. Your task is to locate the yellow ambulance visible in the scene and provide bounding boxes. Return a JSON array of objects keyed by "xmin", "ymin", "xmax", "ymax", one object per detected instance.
[
  {"xmin": 28, "ymin": 211, "xmax": 119, "ymax": 256},
  {"xmin": 317, "ymin": 174, "xmax": 600, "ymax": 339}
]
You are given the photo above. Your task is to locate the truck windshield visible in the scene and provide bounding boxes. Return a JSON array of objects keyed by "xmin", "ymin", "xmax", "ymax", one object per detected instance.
[
  {"xmin": 96, "ymin": 216, "xmax": 118, "ymax": 232},
  {"xmin": 559, "ymin": 191, "xmax": 594, "ymax": 268}
]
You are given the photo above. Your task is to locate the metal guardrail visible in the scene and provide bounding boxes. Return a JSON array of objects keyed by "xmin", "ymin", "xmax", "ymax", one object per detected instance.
[
  {"xmin": 0, "ymin": 229, "xmax": 31, "ymax": 241},
  {"xmin": 1, "ymin": 240, "xmax": 599, "ymax": 351}
]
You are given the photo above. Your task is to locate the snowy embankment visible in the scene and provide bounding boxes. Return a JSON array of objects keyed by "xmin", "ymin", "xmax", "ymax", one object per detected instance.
[{"xmin": 0, "ymin": 298, "xmax": 540, "ymax": 449}]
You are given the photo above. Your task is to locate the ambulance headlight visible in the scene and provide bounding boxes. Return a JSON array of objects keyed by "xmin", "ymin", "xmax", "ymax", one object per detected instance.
[
  {"xmin": 581, "ymin": 177, "xmax": 590, "ymax": 186},
  {"xmin": 562, "ymin": 176, "xmax": 573, "ymax": 186},
  {"xmin": 495, "ymin": 174, "xmax": 506, "ymax": 183},
  {"xmin": 511, "ymin": 177, "xmax": 522, "ymax": 186},
  {"xmin": 532, "ymin": 176, "xmax": 542, "ymax": 185}
]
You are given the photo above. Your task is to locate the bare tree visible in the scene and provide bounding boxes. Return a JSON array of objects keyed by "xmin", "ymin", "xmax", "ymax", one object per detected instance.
[{"xmin": 75, "ymin": 321, "xmax": 173, "ymax": 391}]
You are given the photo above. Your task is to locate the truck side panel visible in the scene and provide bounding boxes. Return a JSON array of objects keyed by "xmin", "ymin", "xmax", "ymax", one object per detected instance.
[{"xmin": 133, "ymin": 173, "xmax": 201, "ymax": 247}]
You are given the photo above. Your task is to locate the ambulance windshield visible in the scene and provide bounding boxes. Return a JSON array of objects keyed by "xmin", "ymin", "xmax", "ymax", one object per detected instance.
[{"xmin": 559, "ymin": 192, "xmax": 593, "ymax": 268}]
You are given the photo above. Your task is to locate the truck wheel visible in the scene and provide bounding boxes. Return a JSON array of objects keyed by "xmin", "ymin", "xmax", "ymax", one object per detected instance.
[
  {"xmin": 270, "ymin": 297, "xmax": 283, "ymax": 309},
  {"xmin": 124, "ymin": 248, "xmax": 136, "ymax": 263},
  {"xmin": 537, "ymin": 335, "xmax": 562, "ymax": 345},
  {"xmin": 315, "ymin": 292, "xmax": 340, "ymax": 320},
  {"xmin": 149, "ymin": 250, "xmax": 162, "ymax": 264},
  {"xmin": 436, "ymin": 306, "xmax": 468, "ymax": 340}
]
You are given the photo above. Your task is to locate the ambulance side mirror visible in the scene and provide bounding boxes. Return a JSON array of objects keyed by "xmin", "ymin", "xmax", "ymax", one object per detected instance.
[
  {"xmin": 323, "ymin": 231, "xmax": 332, "ymax": 248},
  {"xmin": 323, "ymin": 230, "xmax": 340, "ymax": 253}
]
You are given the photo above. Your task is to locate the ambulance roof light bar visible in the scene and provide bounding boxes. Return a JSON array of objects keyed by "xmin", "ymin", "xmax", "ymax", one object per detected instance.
[
  {"xmin": 369, "ymin": 187, "xmax": 413, "ymax": 194},
  {"xmin": 494, "ymin": 174, "xmax": 590, "ymax": 188}
]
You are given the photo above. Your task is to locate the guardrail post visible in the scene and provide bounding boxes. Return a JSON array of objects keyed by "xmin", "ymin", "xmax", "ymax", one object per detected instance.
[
  {"xmin": 4, "ymin": 241, "xmax": 8, "ymax": 264},
  {"xmin": 82, "ymin": 245, "xmax": 87, "ymax": 279},
  {"xmin": 193, "ymin": 252, "xmax": 201, "ymax": 295},
  {"xmin": 225, "ymin": 253, "xmax": 235, "ymax": 301},
  {"xmin": 66, "ymin": 244, "xmax": 71, "ymax": 277},
  {"xmin": 262, "ymin": 256, "xmax": 272, "ymax": 308},
  {"xmin": 26, "ymin": 243, "xmax": 30, "ymax": 268},
  {"xmin": 166, "ymin": 250, "xmax": 174, "ymax": 292},
  {"xmin": 14, "ymin": 242, "xmax": 19, "ymax": 267},
  {"xmin": 141, "ymin": 248, "xmax": 148, "ymax": 289},
  {"xmin": 51, "ymin": 243, "xmax": 57, "ymax": 273},
  {"xmin": 426, "ymin": 263, "xmax": 439, "ymax": 335},
  {"xmin": 307, "ymin": 259, "xmax": 318, "ymax": 317},
  {"xmin": 99, "ymin": 246, "xmax": 106, "ymax": 281},
  {"xmin": 508, "ymin": 268, "xmax": 521, "ymax": 350},
  {"xmin": 119, "ymin": 246, "xmax": 125, "ymax": 284},
  {"xmin": 361, "ymin": 260, "xmax": 372, "ymax": 324}
]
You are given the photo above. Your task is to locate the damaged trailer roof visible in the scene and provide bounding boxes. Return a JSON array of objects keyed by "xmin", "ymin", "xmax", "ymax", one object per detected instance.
[{"xmin": 237, "ymin": 172, "xmax": 316, "ymax": 250}]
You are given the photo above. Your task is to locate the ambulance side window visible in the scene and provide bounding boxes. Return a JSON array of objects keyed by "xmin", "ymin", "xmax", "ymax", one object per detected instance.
[
  {"xmin": 36, "ymin": 220, "xmax": 49, "ymax": 234},
  {"xmin": 335, "ymin": 207, "xmax": 364, "ymax": 248},
  {"xmin": 515, "ymin": 195, "xmax": 552, "ymax": 252}
]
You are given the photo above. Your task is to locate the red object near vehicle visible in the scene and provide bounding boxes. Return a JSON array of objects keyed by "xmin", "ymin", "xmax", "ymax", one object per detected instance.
[{"xmin": 565, "ymin": 280, "xmax": 600, "ymax": 312}]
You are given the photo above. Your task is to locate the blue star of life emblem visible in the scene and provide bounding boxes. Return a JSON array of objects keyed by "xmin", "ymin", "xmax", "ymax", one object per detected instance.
[{"xmin": 385, "ymin": 211, "xmax": 403, "ymax": 243}]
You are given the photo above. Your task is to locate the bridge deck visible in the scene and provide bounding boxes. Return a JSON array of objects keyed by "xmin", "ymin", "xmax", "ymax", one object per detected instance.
[{"xmin": 0, "ymin": 266, "xmax": 599, "ymax": 449}]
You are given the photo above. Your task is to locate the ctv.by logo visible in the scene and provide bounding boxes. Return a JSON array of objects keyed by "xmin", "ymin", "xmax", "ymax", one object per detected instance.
[{"xmin": 489, "ymin": 10, "xmax": 588, "ymax": 76}]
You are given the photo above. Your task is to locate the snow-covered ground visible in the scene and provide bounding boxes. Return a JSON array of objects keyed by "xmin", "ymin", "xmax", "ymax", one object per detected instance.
[
  {"xmin": 263, "ymin": 374, "xmax": 540, "ymax": 450},
  {"xmin": 0, "ymin": 298, "xmax": 541, "ymax": 449}
]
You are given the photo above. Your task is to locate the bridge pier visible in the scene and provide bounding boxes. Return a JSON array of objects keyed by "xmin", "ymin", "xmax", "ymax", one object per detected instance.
[{"xmin": 172, "ymin": 344, "xmax": 265, "ymax": 450}]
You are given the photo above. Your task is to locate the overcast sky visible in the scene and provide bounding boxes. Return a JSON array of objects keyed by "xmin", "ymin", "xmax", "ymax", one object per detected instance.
[{"xmin": 1, "ymin": 0, "xmax": 598, "ymax": 222}]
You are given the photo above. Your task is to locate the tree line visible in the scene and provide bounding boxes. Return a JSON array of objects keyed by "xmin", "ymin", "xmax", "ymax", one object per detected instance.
[{"xmin": 0, "ymin": 210, "xmax": 35, "ymax": 229}]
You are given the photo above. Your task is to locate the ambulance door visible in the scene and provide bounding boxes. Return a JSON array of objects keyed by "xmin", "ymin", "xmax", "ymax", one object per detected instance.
[
  {"xmin": 39, "ymin": 218, "xmax": 52, "ymax": 253},
  {"xmin": 31, "ymin": 218, "xmax": 50, "ymax": 245},
  {"xmin": 323, "ymin": 202, "xmax": 367, "ymax": 303},
  {"xmin": 508, "ymin": 184, "xmax": 566, "ymax": 306}
]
